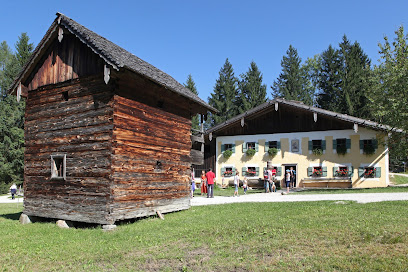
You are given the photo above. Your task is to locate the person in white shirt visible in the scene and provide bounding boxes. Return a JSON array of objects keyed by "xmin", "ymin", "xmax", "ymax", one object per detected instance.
[
  {"xmin": 10, "ymin": 183, "xmax": 17, "ymax": 200},
  {"xmin": 233, "ymin": 171, "xmax": 240, "ymax": 197}
]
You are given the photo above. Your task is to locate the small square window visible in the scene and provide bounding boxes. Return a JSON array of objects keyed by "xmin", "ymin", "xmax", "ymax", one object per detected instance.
[
  {"xmin": 364, "ymin": 167, "xmax": 376, "ymax": 178},
  {"xmin": 312, "ymin": 166, "xmax": 322, "ymax": 177},
  {"xmin": 269, "ymin": 141, "xmax": 278, "ymax": 149},
  {"xmin": 224, "ymin": 144, "xmax": 233, "ymax": 151},
  {"xmin": 51, "ymin": 154, "xmax": 66, "ymax": 180},
  {"xmin": 312, "ymin": 140, "xmax": 322, "ymax": 150},
  {"xmin": 247, "ymin": 142, "xmax": 256, "ymax": 150},
  {"xmin": 247, "ymin": 167, "xmax": 256, "ymax": 176}
]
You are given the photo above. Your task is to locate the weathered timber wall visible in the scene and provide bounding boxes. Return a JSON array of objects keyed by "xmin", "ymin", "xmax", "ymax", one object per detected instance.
[
  {"xmin": 24, "ymin": 75, "xmax": 115, "ymax": 224},
  {"xmin": 25, "ymin": 33, "xmax": 104, "ymax": 92},
  {"xmin": 111, "ymin": 94, "xmax": 192, "ymax": 221}
]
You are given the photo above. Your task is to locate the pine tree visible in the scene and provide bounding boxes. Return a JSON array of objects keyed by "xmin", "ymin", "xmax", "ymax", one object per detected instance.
[
  {"xmin": 236, "ymin": 61, "xmax": 267, "ymax": 113},
  {"xmin": 272, "ymin": 45, "xmax": 314, "ymax": 105},
  {"xmin": 208, "ymin": 58, "xmax": 239, "ymax": 126},
  {"xmin": 0, "ymin": 41, "xmax": 14, "ymax": 97},
  {"xmin": 184, "ymin": 74, "xmax": 200, "ymax": 130},
  {"xmin": 316, "ymin": 45, "xmax": 342, "ymax": 112},
  {"xmin": 338, "ymin": 35, "xmax": 371, "ymax": 118}
]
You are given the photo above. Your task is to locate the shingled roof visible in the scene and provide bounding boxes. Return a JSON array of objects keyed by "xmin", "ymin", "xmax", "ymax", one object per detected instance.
[
  {"xmin": 9, "ymin": 12, "xmax": 216, "ymax": 113},
  {"xmin": 206, "ymin": 98, "xmax": 399, "ymax": 134}
]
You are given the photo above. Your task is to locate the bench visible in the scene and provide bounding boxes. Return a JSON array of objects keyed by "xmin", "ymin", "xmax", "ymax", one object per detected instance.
[{"xmin": 302, "ymin": 178, "xmax": 352, "ymax": 188}]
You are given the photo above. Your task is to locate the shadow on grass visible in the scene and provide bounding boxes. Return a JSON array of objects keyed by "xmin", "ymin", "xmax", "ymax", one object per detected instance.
[{"xmin": 0, "ymin": 212, "xmax": 21, "ymax": 221}]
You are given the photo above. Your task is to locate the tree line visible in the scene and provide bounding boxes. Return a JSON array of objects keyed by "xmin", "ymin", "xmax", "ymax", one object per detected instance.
[{"xmin": 0, "ymin": 26, "xmax": 406, "ymax": 193}]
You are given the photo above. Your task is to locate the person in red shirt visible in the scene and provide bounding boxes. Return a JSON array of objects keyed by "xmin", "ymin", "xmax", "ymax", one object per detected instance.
[{"xmin": 205, "ymin": 168, "xmax": 216, "ymax": 198}]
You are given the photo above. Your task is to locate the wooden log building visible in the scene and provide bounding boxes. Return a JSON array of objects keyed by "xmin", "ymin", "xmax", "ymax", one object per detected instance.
[{"xmin": 8, "ymin": 13, "xmax": 215, "ymax": 225}]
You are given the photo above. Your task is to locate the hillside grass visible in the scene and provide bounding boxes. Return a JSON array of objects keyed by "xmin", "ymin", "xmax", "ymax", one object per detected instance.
[
  {"xmin": 1, "ymin": 201, "xmax": 407, "ymax": 271},
  {"xmin": 390, "ymin": 174, "xmax": 408, "ymax": 185}
]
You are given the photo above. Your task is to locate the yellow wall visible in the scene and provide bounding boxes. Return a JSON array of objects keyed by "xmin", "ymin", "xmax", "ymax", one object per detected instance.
[{"xmin": 215, "ymin": 129, "xmax": 388, "ymax": 188}]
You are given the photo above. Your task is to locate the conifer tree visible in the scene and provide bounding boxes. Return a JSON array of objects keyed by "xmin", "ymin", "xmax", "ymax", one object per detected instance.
[
  {"xmin": 236, "ymin": 61, "xmax": 267, "ymax": 113},
  {"xmin": 184, "ymin": 74, "xmax": 200, "ymax": 130},
  {"xmin": 208, "ymin": 58, "xmax": 239, "ymax": 126},
  {"xmin": 271, "ymin": 45, "xmax": 314, "ymax": 105}
]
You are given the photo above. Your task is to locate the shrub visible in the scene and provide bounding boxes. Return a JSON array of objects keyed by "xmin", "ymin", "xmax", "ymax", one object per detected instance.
[
  {"xmin": 246, "ymin": 148, "xmax": 256, "ymax": 157},
  {"xmin": 268, "ymin": 148, "xmax": 278, "ymax": 157},
  {"xmin": 223, "ymin": 149, "xmax": 232, "ymax": 159},
  {"xmin": 312, "ymin": 148, "xmax": 323, "ymax": 156},
  {"xmin": 363, "ymin": 145, "xmax": 376, "ymax": 156},
  {"xmin": 337, "ymin": 145, "xmax": 347, "ymax": 155}
]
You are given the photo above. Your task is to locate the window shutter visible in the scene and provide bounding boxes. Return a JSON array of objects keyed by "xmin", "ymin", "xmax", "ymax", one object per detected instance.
[
  {"xmin": 348, "ymin": 166, "xmax": 354, "ymax": 177},
  {"xmin": 232, "ymin": 167, "xmax": 236, "ymax": 175},
  {"xmin": 333, "ymin": 167, "xmax": 338, "ymax": 177},
  {"xmin": 242, "ymin": 167, "xmax": 247, "ymax": 176},
  {"xmin": 277, "ymin": 141, "xmax": 281, "ymax": 150},
  {"xmin": 322, "ymin": 166, "xmax": 327, "ymax": 177},
  {"xmin": 221, "ymin": 167, "xmax": 225, "ymax": 176},
  {"xmin": 307, "ymin": 167, "xmax": 313, "ymax": 176},
  {"xmin": 375, "ymin": 167, "xmax": 381, "ymax": 178},
  {"xmin": 346, "ymin": 139, "xmax": 351, "ymax": 149},
  {"xmin": 277, "ymin": 167, "xmax": 282, "ymax": 176},
  {"xmin": 242, "ymin": 143, "xmax": 247, "ymax": 153},
  {"xmin": 359, "ymin": 140, "xmax": 364, "ymax": 150},
  {"xmin": 373, "ymin": 139, "xmax": 378, "ymax": 149},
  {"xmin": 232, "ymin": 144, "xmax": 236, "ymax": 153},
  {"xmin": 333, "ymin": 139, "xmax": 337, "ymax": 150},
  {"xmin": 263, "ymin": 167, "xmax": 267, "ymax": 174},
  {"xmin": 221, "ymin": 144, "xmax": 225, "ymax": 152},
  {"xmin": 322, "ymin": 140, "xmax": 326, "ymax": 150},
  {"xmin": 265, "ymin": 142, "xmax": 269, "ymax": 152},
  {"xmin": 256, "ymin": 167, "xmax": 259, "ymax": 176},
  {"xmin": 358, "ymin": 167, "xmax": 365, "ymax": 177},
  {"xmin": 308, "ymin": 141, "xmax": 312, "ymax": 150},
  {"xmin": 255, "ymin": 142, "xmax": 259, "ymax": 152}
]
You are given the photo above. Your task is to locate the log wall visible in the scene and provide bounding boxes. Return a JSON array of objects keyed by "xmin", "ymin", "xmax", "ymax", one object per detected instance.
[
  {"xmin": 110, "ymin": 94, "xmax": 192, "ymax": 221},
  {"xmin": 24, "ymin": 75, "xmax": 115, "ymax": 224}
]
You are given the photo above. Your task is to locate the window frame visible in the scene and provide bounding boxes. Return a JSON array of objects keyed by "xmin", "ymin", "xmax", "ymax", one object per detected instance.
[{"xmin": 51, "ymin": 154, "xmax": 66, "ymax": 180}]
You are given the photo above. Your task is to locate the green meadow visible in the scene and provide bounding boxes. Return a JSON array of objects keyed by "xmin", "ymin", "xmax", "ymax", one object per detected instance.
[{"xmin": 1, "ymin": 200, "xmax": 407, "ymax": 271}]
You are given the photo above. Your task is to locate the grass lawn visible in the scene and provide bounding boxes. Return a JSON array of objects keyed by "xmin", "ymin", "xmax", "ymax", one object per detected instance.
[
  {"xmin": 1, "ymin": 201, "xmax": 407, "ymax": 271},
  {"xmin": 390, "ymin": 174, "xmax": 408, "ymax": 185},
  {"xmin": 292, "ymin": 186, "xmax": 408, "ymax": 195}
]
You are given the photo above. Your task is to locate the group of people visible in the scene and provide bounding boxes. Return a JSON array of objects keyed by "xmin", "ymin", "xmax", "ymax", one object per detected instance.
[
  {"xmin": 191, "ymin": 168, "xmax": 216, "ymax": 198},
  {"xmin": 191, "ymin": 166, "xmax": 297, "ymax": 198}
]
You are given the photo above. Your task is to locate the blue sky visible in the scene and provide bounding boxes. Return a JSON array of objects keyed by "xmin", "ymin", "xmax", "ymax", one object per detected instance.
[{"xmin": 1, "ymin": 0, "xmax": 407, "ymax": 101}]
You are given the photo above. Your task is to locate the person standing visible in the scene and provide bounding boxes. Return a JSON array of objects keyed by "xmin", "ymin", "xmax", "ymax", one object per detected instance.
[
  {"xmin": 200, "ymin": 170, "xmax": 207, "ymax": 195},
  {"xmin": 285, "ymin": 170, "xmax": 291, "ymax": 193},
  {"xmin": 190, "ymin": 170, "xmax": 196, "ymax": 198},
  {"xmin": 290, "ymin": 167, "xmax": 296, "ymax": 188},
  {"xmin": 243, "ymin": 176, "xmax": 248, "ymax": 195},
  {"xmin": 233, "ymin": 171, "xmax": 240, "ymax": 197},
  {"xmin": 205, "ymin": 168, "xmax": 215, "ymax": 198},
  {"xmin": 263, "ymin": 168, "xmax": 270, "ymax": 193},
  {"xmin": 10, "ymin": 183, "xmax": 17, "ymax": 200}
]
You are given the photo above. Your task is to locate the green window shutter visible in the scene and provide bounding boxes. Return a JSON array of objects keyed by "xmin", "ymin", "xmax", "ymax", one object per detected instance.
[
  {"xmin": 221, "ymin": 144, "xmax": 225, "ymax": 152},
  {"xmin": 242, "ymin": 143, "xmax": 247, "ymax": 153},
  {"xmin": 333, "ymin": 167, "xmax": 338, "ymax": 177},
  {"xmin": 322, "ymin": 140, "xmax": 326, "ymax": 151},
  {"xmin": 255, "ymin": 142, "xmax": 259, "ymax": 152},
  {"xmin": 277, "ymin": 141, "xmax": 281, "ymax": 150},
  {"xmin": 373, "ymin": 139, "xmax": 378, "ymax": 149},
  {"xmin": 263, "ymin": 167, "xmax": 267, "ymax": 174},
  {"xmin": 232, "ymin": 167, "xmax": 236, "ymax": 175},
  {"xmin": 346, "ymin": 139, "xmax": 351, "ymax": 149},
  {"xmin": 375, "ymin": 167, "xmax": 381, "ymax": 178},
  {"xmin": 242, "ymin": 167, "xmax": 247, "ymax": 176},
  {"xmin": 308, "ymin": 141, "xmax": 312, "ymax": 150},
  {"xmin": 307, "ymin": 167, "xmax": 313, "ymax": 176},
  {"xmin": 256, "ymin": 167, "xmax": 259, "ymax": 176},
  {"xmin": 359, "ymin": 140, "xmax": 364, "ymax": 150},
  {"xmin": 333, "ymin": 139, "xmax": 337, "ymax": 150},
  {"xmin": 348, "ymin": 166, "xmax": 354, "ymax": 177},
  {"xmin": 358, "ymin": 167, "xmax": 365, "ymax": 177},
  {"xmin": 265, "ymin": 142, "xmax": 269, "ymax": 152},
  {"xmin": 221, "ymin": 167, "xmax": 225, "ymax": 175},
  {"xmin": 322, "ymin": 166, "xmax": 327, "ymax": 177},
  {"xmin": 277, "ymin": 167, "xmax": 282, "ymax": 176},
  {"xmin": 232, "ymin": 144, "xmax": 236, "ymax": 153}
]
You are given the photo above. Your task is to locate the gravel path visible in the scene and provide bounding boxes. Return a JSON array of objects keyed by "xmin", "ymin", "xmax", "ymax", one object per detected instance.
[{"xmin": 190, "ymin": 191, "xmax": 408, "ymax": 206}]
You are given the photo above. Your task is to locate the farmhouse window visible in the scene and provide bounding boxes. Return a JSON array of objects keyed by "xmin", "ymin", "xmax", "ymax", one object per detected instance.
[
  {"xmin": 359, "ymin": 139, "xmax": 378, "ymax": 154},
  {"xmin": 359, "ymin": 167, "xmax": 381, "ymax": 178},
  {"xmin": 221, "ymin": 143, "xmax": 235, "ymax": 153},
  {"xmin": 51, "ymin": 154, "xmax": 66, "ymax": 180},
  {"xmin": 242, "ymin": 166, "xmax": 259, "ymax": 177},
  {"xmin": 242, "ymin": 142, "xmax": 259, "ymax": 153},
  {"xmin": 333, "ymin": 138, "xmax": 350, "ymax": 154},
  {"xmin": 307, "ymin": 166, "xmax": 327, "ymax": 177},
  {"xmin": 333, "ymin": 166, "xmax": 353, "ymax": 177},
  {"xmin": 221, "ymin": 167, "xmax": 235, "ymax": 177},
  {"xmin": 265, "ymin": 141, "xmax": 281, "ymax": 152},
  {"xmin": 263, "ymin": 166, "xmax": 282, "ymax": 176},
  {"xmin": 308, "ymin": 140, "xmax": 326, "ymax": 151}
]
